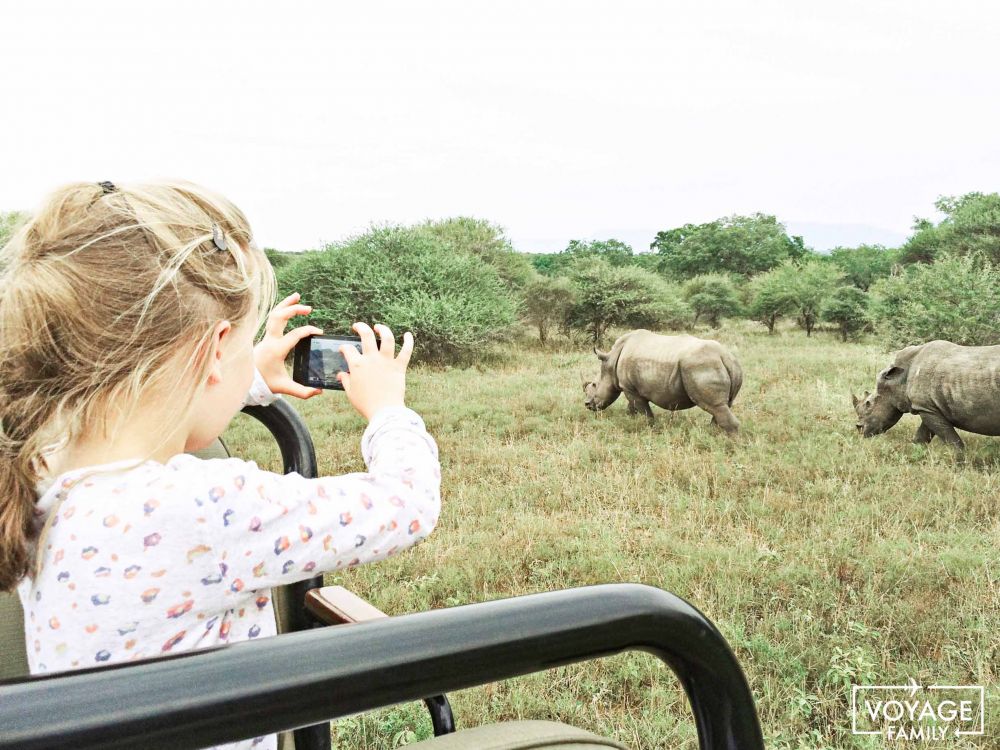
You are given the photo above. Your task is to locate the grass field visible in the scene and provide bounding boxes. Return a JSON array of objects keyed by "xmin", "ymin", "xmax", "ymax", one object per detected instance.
[{"xmin": 224, "ymin": 322, "xmax": 999, "ymax": 749}]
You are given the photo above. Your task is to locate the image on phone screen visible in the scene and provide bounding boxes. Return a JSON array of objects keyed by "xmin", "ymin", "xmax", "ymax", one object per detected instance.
[{"xmin": 293, "ymin": 334, "xmax": 362, "ymax": 391}]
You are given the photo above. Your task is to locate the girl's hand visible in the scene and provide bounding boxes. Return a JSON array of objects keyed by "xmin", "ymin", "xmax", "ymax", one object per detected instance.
[
  {"xmin": 338, "ymin": 322, "xmax": 414, "ymax": 420},
  {"xmin": 254, "ymin": 292, "xmax": 324, "ymax": 399}
]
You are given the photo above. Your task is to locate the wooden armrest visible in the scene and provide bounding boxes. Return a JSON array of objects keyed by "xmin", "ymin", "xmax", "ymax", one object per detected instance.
[{"xmin": 304, "ymin": 585, "xmax": 389, "ymax": 625}]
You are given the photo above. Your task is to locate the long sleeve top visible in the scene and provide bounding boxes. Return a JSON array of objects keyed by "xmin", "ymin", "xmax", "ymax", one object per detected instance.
[{"xmin": 17, "ymin": 377, "xmax": 440, "ymax": 750}]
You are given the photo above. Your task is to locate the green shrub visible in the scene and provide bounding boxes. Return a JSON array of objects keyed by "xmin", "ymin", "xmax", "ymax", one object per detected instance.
[
  {"xmin": 900, "ymin": 192, "xmax": 1000, "ymax": 265},
  {"xmin": 263, "ymin": 247, "xmax": 296, "ymax": 270},
  {"xmin": 651, "ymin": 213, "xmax": 806, "ymax": 279},
  {"xmin": 564, "ymin": 257, "xmax": 690, "ymax": 343},
  {"xmin": 277, "ymin": 224, "xmax": 517, "ymax": 363},
  {"xmin": 747, "ymin": 267, "xmax": 797, "ymax": 334},
  {"xmin": 418, "ymin": 217, "xmax": 535, "ymax": 290},
  {"xmin": 788, "ymin": 259, "xmax": 843, "ymax": 337},
  {"xmin": 521, "ymin": 275, "xmax": 577, "ymax": 344},
  {"xmin": 828, "ymin": 244, "xmax": 899, "ymax": 290},
  {"xmin": 681, "ymin": 273, "xmax": 743, "ymax": 327},
  {"xmin": 869, "ymin": 254, "xmax": 1000, "ymax": 347},
  {"xmin": 821, "ymin": 286, "xmax": 869, "ymax": 341}
]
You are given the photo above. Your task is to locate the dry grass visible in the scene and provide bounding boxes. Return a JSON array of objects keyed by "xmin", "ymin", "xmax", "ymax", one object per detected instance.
[{"xmin": 224, "ymin": 322, "xmax": 1000, "ymax": 749}]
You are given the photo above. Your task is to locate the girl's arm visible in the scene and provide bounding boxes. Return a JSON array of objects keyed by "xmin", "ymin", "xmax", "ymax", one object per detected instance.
[{"xmin": 175, "ymin": 404, "xmax": 440, "ymax": 589}]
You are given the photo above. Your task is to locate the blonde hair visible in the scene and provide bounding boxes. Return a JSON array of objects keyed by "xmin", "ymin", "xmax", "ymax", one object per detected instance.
[{"xmin": 0, "ymin": 180, "xmax": 275, "ymax": 591}]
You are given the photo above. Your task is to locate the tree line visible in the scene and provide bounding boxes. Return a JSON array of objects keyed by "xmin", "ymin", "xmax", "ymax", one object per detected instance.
[{"xmin": 3, "ymin": 192, "xmax": 998, "ymax": 363}]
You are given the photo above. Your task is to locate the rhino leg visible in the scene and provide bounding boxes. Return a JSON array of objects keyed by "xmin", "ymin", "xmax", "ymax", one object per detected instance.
[
  {"xmin": 916, "ymin": 412, "xmax": 965, "ymax": 452},
  {"xmin": 705, "ymin": 404, "xmax": 740, "ymax": 436},
  {"xmin": 625, "ymin": 392, "xmax": 654, "ymax": 422},
  {"xmin": 913, "ymin": 421, "xmax": 934, "ymax": 444},
  {"xmin": 682, "ymin": 363, "xmax": 738, "ymax": 435}
]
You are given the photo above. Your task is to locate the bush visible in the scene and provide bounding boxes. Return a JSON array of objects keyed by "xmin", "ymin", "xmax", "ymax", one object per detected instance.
[
  {"xmin": 828, "ymin": 244, "xmax": 899, "ymax": 291},
  {"xmin": 263, "ymin": 247, "xmax": 296, "ymax": 269},
  {"xmin": 565, "ymin": 257, "xmax": 690, "ymax": 343},
  {"xmin": 822, "ymin": 286, "xmax": 869, "ymax": 341},
  {"xmin": 899, "ymin": 193, "xmax": 1000, "ymax": 265},
  {"xmin": 869, "ymin": 254, "xmax": 1000, "ymax": 347},
  {"xmin": 521, "ymin": 275, "xmax": 576, "ymax": 344},
  {"xmin": 747, "ymin": 267, "xmax": 797, "ymax": 334},
  {"xmin": 651, "ymin": 213, "xmax": 806, "ymax": 278},
  {"xmin": 418, "ymin": 217, "xmax": 535, "ymax": 290},
  {"xmin": 788, "ymin": 259, "xmax": 843, "ymax": 336},
  {"xmin": 681, "ymin": 274, "xmax": 743, "ymax": 327},
  {"xmin": 277, "ymin": 224, "xmax": 517, "ymax": 363}
]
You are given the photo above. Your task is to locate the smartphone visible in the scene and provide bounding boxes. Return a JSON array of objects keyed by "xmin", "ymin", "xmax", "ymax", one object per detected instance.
[{"xmin": 292, "ymin": 334, "xmax": 363, "ymax": 391}]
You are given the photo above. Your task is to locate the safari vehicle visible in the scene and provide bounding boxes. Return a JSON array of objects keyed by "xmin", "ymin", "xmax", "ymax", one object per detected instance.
[{"xmin": 0, "ymin": 401, "xmax": 764, "ymax": 749}]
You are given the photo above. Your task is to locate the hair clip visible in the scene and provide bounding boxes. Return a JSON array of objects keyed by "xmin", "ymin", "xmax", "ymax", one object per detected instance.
[
  {"xmin": 98, "ymin": 181, "xmax": 117, "ymax": 195},
  {"xmin": 211, "ymin": 223, "xmax": 228, "ymax": 252}
]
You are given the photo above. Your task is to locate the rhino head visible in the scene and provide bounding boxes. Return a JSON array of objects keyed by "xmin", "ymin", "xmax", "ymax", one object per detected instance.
[
  {"xmin": 583, "ymin": 346, "xmax": 622, "ymax": 411},
  {"xmin": 852, "ymin": 364, "xmax": 910, "ymax": 437}
]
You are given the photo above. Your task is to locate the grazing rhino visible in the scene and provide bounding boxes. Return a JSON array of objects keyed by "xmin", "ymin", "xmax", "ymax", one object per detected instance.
[
  {"xmin": 583, "ymin": 329, "xmax": 743, "ymax": 434},
  {"xmin": 853, "ymin": 339, "xmax": 1000, "ymax": 452}
]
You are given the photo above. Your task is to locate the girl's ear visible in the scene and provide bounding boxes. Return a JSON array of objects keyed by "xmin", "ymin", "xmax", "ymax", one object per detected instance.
[{"xmin": 206, "ymin": 320, "xmax": 233, "ymax": 386}]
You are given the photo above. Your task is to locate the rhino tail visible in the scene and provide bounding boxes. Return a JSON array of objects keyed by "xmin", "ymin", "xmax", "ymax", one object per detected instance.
[{"xmin": 722, "ymin": 350, "xmax": 743, "ymax": 406}]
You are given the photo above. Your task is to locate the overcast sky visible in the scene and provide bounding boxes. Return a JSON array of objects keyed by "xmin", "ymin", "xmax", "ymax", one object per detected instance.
[{"xmin": 3, "ymin": 1, "xmax": 998, "ymax": 253}]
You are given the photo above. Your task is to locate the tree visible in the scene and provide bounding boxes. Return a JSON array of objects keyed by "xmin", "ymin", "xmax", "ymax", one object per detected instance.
[
  {"xmin": 822, "ymin": 286, "xmax": 869, "ymax": 341},
  {"xmin": 565, "ymin": 258, "xmax": 690, "ymax": 343},
  {"xmin": 747, "ymin": 266, "xmax": 797, "ymax": 334},
  {"xmin": 899, "ymin": 192, "xmax": 1000, "ymax": 265},
  {"xmin": 277, "ymin": 224, "xmax": 517, "ymax": 363},
  {"xmin": 263, "ymin": 247, "xmax": 297, "ymax": 269},
  {"xmin": 681, "ymin": 274, "xmax": 742, "ymax": 327},
  {"xmin": 651, "ymin": 213, "xmax": 806, "ymax": 279},
  {"xmin": 787, "ymin": 259, "xmax": 842, "ymax": 337},
  {"xmin": 869, "ymin": 254, "xmax": 1000, "ymax": 348},
  {"xmin": 528, "ymin": 238, "xmax": 636, "ymax": 277},
  {"xmin": 521, "ymin": 275, "xmax": 576, "ymax": 343},
  {"xmin": 562, "ymin": 238, "xmax": 634, "ymax": 267},
  {"xmin": 419, "ymin": 217, "xmax": 535, "ymax": 289},
  {"xmin": 828, "ymin": 244, "xmax": 899, "ymax": 290}
]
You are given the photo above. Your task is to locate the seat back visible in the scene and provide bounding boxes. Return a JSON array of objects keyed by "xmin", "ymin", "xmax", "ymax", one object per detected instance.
[{"xmin": 0, "ymin": 590, "xmax": 27, "ymax": 681}]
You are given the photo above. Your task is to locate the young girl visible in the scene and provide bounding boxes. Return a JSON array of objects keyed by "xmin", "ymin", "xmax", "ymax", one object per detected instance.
[{"xmin": 0, "ymin": 180, "xmax": 440, "ymax": 748}]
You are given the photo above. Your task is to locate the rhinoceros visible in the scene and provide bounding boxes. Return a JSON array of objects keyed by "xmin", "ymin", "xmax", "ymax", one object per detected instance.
[
  {"xmin": 583, "ymin": 330, "xmax": 743, "ymax": 434},
  {"xmin": 853, "ymin": 339, "xmax": 1000, "ymax": 452}
]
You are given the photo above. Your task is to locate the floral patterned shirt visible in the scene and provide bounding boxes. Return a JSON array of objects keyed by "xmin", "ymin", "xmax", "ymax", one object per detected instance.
[{"xmin": 17, "ymin": 389, "xmax": 440, "ymax": 750}]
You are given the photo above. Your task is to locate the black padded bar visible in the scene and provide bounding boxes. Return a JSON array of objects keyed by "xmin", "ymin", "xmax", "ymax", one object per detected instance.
[
  {"xmin": 242, "ymin": 399, "xmax": 455, "ymax": 741},
  {"xmin": 242, "ymin": 401, "xmax": 318, "ymax": 479},
  {"xmin": 0, "ymin": 584, "xmax": 763, "ymax": 750},
  {"xmin": 242, "ymin": 401, "xmax": 330, "ymax": 749}
]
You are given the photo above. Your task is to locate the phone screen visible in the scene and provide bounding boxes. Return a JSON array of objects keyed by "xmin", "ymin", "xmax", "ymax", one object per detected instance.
[{"xmin": 293, "ymin": 334, "xmax": 362, "ymax": 390}]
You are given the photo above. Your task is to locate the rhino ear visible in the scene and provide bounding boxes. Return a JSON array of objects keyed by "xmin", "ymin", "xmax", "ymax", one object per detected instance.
[
  {"xmin": 863, "ymin": 390, "xmax": 870, "ymax": 398},
  {"xmin": 851, "ymin": 393, "xmax": 860, "ymax": 407},
  {"xmin": 593, "ymin": 346, "xmax": 609, "ymax": 361},
  {"xmin": 878, "ymin": 366, "xmax": 906, "ymax": 385}
]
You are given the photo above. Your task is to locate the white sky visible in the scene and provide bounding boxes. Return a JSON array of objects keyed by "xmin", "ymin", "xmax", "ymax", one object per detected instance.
[{"xmin": 3, "ymin": 1, "xmax": 998, "ymax": 253}]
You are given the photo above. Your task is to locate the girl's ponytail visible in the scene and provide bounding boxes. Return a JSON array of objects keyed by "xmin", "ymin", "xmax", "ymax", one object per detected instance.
[
  {"xmin": 0, "ymin": 180, "xmax": 274, "ymax": 592},
  {"xmin": 0, "ymin": 393, "xmax": 53, "ymax": 592}
]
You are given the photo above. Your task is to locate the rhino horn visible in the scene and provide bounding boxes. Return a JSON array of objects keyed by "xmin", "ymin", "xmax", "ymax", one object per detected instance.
[{"xmin": 593, "ymin": 346, "xmax": 610, "ymax": 361}]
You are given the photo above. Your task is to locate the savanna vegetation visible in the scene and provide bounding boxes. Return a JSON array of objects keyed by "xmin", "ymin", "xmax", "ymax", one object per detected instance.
[
  {"xmin": 3, "ymin": 194, "xmax": 999, "ymax": 748},
  {"xmin": 224, "ymin": 323, "xmax": 999, "ymax": 749},
  {"xmin": 232, "ymin": 195, "xmax": 1000, "ymax": 748},
  {"xmin": 261, "ymin": 193, "xmax": 1000, "ymax": 360}
]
